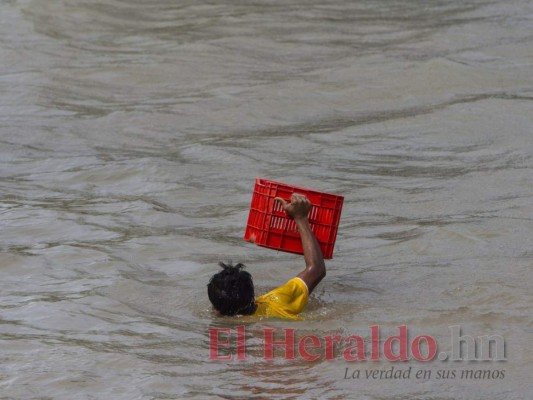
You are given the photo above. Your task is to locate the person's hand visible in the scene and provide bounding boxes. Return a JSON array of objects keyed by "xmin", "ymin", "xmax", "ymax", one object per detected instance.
[{"xmin": 275, "ymin": 194, "xmax": 311, "ymax": 220}]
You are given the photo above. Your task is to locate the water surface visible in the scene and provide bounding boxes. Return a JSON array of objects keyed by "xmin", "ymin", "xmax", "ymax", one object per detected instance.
[{"xmin": 1, "ymin": 0, "xmax": 532, "ymax": 399}]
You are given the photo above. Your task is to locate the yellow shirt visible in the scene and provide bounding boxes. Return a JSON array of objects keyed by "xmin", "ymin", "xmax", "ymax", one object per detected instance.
[{"xmin": 254, "ymin": 277, "xmax": 309, "ymax": 320}]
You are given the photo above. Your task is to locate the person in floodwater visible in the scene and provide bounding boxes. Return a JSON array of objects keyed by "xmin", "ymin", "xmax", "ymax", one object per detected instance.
[{"xmin": 207, "ymin": 194, "xmax": 325, "ymax": 320}]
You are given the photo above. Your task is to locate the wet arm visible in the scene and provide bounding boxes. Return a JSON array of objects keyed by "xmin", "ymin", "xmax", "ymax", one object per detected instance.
[
  {"xmin": 294, "ymin": 215, "xmax": 326, "ymax": 293},
  {"xmin": 275, "ymin": 195, "xmax": 326, "ymax": 293}
]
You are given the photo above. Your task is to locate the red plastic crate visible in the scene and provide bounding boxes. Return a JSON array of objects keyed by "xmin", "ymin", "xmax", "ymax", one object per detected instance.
[{"xmin": 244, "ymin": 178, "xmax": 344, "ymax": 259}]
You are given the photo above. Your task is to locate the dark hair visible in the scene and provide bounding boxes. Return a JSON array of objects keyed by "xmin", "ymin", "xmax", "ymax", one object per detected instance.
[{"xmin": 207, "ymin": 262, "xmax": 256, "ymax": 316}]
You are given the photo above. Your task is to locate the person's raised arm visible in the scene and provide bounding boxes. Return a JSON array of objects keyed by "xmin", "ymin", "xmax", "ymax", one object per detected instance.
[{"xmin": 275, "ymin": 194, "xmax": 326, "ymax": 293}]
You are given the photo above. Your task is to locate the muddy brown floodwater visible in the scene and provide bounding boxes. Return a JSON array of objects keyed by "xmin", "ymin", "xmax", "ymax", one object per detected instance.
[{"xmin": 1, "ymin": 0, "xmax": 532, "ymax": 399}]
